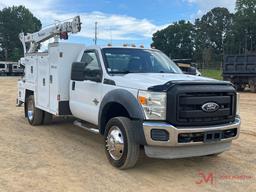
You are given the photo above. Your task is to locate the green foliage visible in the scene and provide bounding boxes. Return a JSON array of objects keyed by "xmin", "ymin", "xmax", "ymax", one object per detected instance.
[
  {"xmin": 194, "ymin": 7, "xmax": 233, "ymax": 63},
  {"xmin": 152, "ymin": 0, "xmax": 256, "ymax": 69},
  {"xmin": 201, "ymin": 69, "xmax": 222, "ymax": 80},
  {"xmin": 152, "ymin": 20, "xmax": 194, "ymax": 59},
  {"xmin": 0, "ymin": 6, "xmax": 41, "ymax": 61},
  {"xmin": 231, "ymin": 0, "xmax": 256, "ymax": 53}
]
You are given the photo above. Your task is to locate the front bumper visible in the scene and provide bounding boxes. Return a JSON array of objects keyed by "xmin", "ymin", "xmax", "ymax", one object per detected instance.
[
  {"xmin": 145, "ymin": 142, "xmax": 232, "ymax": 159},
  {"xmin": 143, "ymin": 117, "xmax": 240, "ymax": 147},
  {"xmin": 143, "ymin": 117, "xmax": 240, "ymax": 159}
]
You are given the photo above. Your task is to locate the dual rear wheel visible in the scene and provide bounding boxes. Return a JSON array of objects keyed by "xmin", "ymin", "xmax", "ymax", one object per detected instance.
[{"xmin": 25, "ymin": 95, "xmax": 52, "ymax": 125}]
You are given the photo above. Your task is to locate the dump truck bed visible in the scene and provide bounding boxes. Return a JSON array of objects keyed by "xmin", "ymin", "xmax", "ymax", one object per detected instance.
[{"xmin": 223, "ymin": 55, "xmax": 256, "ymax": 76}]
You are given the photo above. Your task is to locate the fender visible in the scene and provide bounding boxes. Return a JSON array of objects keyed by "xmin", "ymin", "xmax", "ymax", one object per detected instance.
[
  {"xmin": 98, "ymin": 89, "xmax": 146, "ymax": 145},
  {"xmin": 99, "ymin": 89, "xmax": 145, "ymax": 122}
]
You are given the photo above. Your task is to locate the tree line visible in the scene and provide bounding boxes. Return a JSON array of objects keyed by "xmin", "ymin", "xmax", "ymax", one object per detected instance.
[
  {"xmin": 0, "ymin": 6, "xmax": 41, "ymax": 61},
  {"xmin": 152, "ymin": 0, "xmax": 256, "ymax": 69},
  {"xmin": 1, "ymin": 0, "xmax": 256, "ymax": 66}
]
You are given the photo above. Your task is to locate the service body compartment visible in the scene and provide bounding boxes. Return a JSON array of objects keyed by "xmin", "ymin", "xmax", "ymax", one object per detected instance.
[
  {"xmin": 17, "ymin": 42, "xmax": 85, "ymax": 116},
  {"xmin": 47, "ymin": 43, "xmax": 85, "ymax": 115},
  {"xmin": 36, "ymin": 54, "xmax": 50, "ymax": 110},
  {"xmin": 24, "ymin": 56, "xmax": 37, "ymax": 83}
]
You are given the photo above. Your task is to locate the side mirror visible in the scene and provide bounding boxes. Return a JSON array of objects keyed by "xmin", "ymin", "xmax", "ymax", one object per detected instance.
[
  {"xmin": 189, "ymin": 67, "xmax": 197, "ymax": 75},
  {"xmin": 84, "ymin": 75, "xmax": 102, "ymax": 83},
  {"xmin": 84, "ymin": 70, "xmax": 102, "ymax": 83},
  {"xmin": 71, "ymin": 62, "xmax": 86, "ymax": 81}
]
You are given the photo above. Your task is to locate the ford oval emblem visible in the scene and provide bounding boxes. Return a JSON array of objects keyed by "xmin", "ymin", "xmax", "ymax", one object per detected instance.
[{"xmin": 202, "ymin": 102, "xmax": 220, "ymax": 113}]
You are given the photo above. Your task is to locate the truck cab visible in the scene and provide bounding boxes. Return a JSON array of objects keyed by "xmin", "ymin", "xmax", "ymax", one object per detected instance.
[{"xmin": 16, "ymin": 16, "xmax": 241, "ymax": 169}]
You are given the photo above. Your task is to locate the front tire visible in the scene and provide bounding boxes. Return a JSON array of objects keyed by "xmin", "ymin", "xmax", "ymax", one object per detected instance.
[
  {"xmin": 25, "ymin": 95, "xmax": 44, "ymax": 125},
  {"xmin": 104, "ymin": 117, "xmax": 140, "ymax": 169}
]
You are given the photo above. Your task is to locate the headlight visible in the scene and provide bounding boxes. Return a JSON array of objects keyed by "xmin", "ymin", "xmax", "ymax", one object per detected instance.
[
  {"xmin": 138, "ymin": 90, "xmax": 166, "ymax": 120},
  {"xmin": 236, "ymin": 93, "xmax": 240, "ymax": 115}
]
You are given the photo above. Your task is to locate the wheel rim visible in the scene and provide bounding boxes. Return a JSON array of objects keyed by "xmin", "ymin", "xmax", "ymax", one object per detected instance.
[
  {"xmin": 27, "ymin": 99, "xmax": 34, "ymax": 121},
  {"xmin": 106, "ymin": 126, "xmax": 124, "ymax": 160}
]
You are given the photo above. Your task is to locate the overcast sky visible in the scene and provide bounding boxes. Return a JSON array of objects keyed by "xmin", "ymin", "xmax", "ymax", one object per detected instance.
[{"xmin": 0, "ymin": 0, "xmax": 236, "ymax": 47}]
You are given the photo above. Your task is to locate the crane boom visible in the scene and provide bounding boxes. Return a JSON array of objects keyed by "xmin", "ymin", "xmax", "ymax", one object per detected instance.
[{"xmin": 19, "ymin": 16, "xmax": 81, "ymax": 54}]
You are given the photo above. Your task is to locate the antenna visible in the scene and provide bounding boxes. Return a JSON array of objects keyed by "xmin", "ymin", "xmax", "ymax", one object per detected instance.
[
  {"xmin": 110, "ymin": 26, "xmax": 112, "ymax": 45},
  {"xmin": 94, "ymin": 21, "xmax": 98, "ymax": 45}
]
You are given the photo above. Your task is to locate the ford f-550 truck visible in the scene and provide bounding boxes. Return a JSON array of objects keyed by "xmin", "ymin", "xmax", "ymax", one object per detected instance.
[{"xmin": 17, "ymin": 16, "xmax": 241, "ymax": 169}]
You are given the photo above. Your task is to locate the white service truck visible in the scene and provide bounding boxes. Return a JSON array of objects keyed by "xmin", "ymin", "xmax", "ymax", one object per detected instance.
[{"xmin": 17, "ymin": 16, "xmax": 241, "ymax": 169}]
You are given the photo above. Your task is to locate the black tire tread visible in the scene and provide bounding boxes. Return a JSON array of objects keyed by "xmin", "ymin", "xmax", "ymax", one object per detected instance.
[
  {"xmin": 43, "ymin": 111, "xmax": 53, "ymax": 125},
  {"xmin": 118, "ymin": 117, "xmax": 140, "ymax": 169}
]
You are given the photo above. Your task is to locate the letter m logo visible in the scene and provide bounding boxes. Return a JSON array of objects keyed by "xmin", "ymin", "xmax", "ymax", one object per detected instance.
[{"xmin": 195, "ymin": 172, "xmax": 214, "ymax": 185}]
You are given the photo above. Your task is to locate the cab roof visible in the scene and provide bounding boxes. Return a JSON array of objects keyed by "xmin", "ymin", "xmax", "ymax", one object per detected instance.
[{"xmin": 85, "ymin": 45, "xmax": 157, "ymax": 51}]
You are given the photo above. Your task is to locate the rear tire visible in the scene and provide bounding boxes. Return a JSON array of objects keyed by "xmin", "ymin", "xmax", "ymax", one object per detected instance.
[
  {"xmin": 234, "ymin": 84, "xmax": 244, "ymax": 92},
  {"xmin": 104, "ymin": 117, "xmax": 140, "ymax": 169},
  {"xmin": 250, "ymin": 84, "xmax": 256, "ymax": 93},
  {"xmin": 25, "ymin": 95, "xmax": 44, "ymax": 125},
  {"xmin": 43, "ymin": 111, "xmax": 53, "ymax": 125}
]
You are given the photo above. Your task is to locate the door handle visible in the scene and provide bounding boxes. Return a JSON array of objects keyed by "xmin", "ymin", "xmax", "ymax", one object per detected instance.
[
  {"xmin": 50, "ymin": 75, "xmax": 53, "ymax": 84},
  {"xmin": 72, "ymin": 81, "xmax": 76, "ymax": 90}
]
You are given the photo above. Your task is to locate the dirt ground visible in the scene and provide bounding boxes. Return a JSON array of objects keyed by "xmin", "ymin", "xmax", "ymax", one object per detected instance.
[{"xmin": 0, "ymin": 77, "xmax": 255, "ymax": 192}]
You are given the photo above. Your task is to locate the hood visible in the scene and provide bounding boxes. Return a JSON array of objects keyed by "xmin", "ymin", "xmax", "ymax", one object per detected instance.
[{"xmin": 110, "ymin": 73, "xmax": 218, "ymax": 90}]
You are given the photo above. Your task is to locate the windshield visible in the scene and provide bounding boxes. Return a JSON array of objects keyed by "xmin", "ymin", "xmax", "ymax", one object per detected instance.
[{"xmin": 102, "ymin": 48, "xmax": 182, "ymax": 74}]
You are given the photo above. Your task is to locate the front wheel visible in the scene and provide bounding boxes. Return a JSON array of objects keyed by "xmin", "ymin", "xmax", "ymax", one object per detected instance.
[{"xmin": 104, "ymin": 117, "xmax": 140, "ymax": 169}]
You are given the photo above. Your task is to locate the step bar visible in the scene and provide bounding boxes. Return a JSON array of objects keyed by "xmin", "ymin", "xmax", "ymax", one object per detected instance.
[{"xmin": 73, "ymin": 120, "xmax": 99, "ymax": 134}]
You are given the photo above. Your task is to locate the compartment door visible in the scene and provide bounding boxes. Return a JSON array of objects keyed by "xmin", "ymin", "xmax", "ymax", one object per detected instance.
[
  {"xmin": 36, "ymin": 56, "xmax": 50, "ymax": 109},
  {"xmin": 49, "ymin": 47, "xmax": 59, "ymax": 114}
]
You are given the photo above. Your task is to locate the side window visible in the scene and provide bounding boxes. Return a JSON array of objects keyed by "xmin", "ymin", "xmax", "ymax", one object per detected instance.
[{"xmin": 81, "ymin": 51, "xmax": 102, "ymax": 81}]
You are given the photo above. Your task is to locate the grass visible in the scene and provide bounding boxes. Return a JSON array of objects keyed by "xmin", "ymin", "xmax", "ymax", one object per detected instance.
[{"xmin": 201, "ymin": 69, "xmax": 223, "ymax": 80}]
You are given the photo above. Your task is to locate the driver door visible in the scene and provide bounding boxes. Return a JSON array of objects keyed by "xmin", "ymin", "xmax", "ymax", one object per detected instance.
[{"xmin": 70, "ymin": 50, "xmax": 103, "ymax": 125}]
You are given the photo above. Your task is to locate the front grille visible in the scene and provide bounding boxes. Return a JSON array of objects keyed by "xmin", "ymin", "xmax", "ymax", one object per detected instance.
[
  {"xmin": 178, "ymin": 92, "xmax": 234, "ymax": 124},
  {"xmin": 166, "ymin": 84, "xmax": 236, "ymax": 126}
]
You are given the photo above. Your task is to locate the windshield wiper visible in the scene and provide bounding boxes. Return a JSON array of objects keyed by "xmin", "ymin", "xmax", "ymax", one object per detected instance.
[
  {"xmin": 159, "ymin": 71, "xmax": 174, "ymax": 74},
  {"xmin": 109, "ymin": 70, "xmax": 136, "ymax": 74},
  {"xmin": 109, "ymin": 70, "xmax": 175, "ymax": 74}
]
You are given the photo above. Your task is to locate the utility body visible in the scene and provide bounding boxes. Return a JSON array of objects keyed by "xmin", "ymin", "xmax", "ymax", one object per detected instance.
[{"xmin": 17, "ymin": 16, "xmax": 241, "ymax": 169}]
